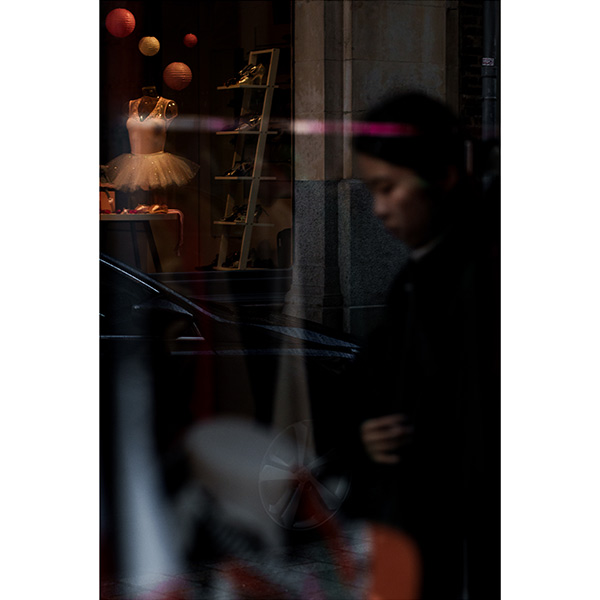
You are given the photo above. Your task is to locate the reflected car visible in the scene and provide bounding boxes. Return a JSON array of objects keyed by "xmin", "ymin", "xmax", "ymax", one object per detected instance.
[
  {"xmin": 100, "ymin": 253, "xmax": 362, "ymax": 572},
  {"xmin": 100, "ymin": 252, "xmax": 360, "ymax": 431}
]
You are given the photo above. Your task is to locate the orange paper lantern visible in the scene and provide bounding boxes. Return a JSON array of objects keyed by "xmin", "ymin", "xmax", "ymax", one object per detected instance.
[
  {"xmin": 139, "ymin": 36, "xmax": 160, "ymax": 56},
  {"xmin": 163, "ymin": 62, "xmax": 192, "ymax": 91},
  {"xmin": 105, "ymin": 8, "xmax": 136, "ymax": 38},
  {"xmin": 183, "ymin": 33, "xmax": 198, "ymax": 48}
]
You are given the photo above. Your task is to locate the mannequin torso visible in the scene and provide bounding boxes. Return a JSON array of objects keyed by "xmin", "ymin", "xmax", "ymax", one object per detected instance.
[
  {"xmin": 106, "ymin": 87, "xmax": 197, "ymax": 191},
  {"xmin": 126, "ymin": 89, "xmax": 178, "ymax": 155}
]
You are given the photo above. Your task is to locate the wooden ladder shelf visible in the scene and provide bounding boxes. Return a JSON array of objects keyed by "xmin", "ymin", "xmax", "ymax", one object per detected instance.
[{"xmin": 213, "ymin": 48, "xmax": 280, "ymax": 270}]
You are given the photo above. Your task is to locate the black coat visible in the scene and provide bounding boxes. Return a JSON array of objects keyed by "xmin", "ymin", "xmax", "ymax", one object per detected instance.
[{"xmin": 334, "ymin": 210, "xmax": 500, "ymax": 599}]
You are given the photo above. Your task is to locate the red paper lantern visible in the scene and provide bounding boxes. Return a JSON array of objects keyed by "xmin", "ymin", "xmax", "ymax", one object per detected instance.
[
  {"xmin": 105, "ymin": 8, "xmax": 136, "ymax": 38},
  {"xmin": 183, "ymin": 33, "xmax": 198, "ymax": 48},
  {"xmin": 163, "ymin": 62, "xmax": 192, "ymax": 91}
]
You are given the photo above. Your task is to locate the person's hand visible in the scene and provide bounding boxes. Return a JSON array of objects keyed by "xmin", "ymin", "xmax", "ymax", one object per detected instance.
[{"xmin": 360, "ymin": 414, "xmax": 414, "ymax": 464}]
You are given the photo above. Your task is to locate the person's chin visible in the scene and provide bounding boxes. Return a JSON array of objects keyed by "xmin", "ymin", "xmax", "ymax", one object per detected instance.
[
  {"xmin": 383, "ymin": 223, "xmax": 403, "ymax": 239},
  {"xmin": 383, "ymin": 223, "xmax": 418, "ymax": 247},
  {"xmin": 398, "ymin": 234, "xmax": 425, "ymax": 249},
  {"xmin": 389, "ymin": 227, "xmax": 413, "ymax": 245}
]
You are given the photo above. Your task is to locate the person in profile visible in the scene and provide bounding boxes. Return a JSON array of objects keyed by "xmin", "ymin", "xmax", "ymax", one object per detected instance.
[{"xmin": 337, "ymin": 92, "xmax": 500, "ymax": 599}]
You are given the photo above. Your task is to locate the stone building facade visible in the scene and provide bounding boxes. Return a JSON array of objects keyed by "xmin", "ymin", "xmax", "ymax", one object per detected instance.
[{"xmin": 284, "ymin": 0, "xmax": 496, "ymax": 338}]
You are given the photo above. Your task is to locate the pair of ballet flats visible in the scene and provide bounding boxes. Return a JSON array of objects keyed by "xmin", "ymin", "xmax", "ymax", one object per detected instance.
[
  {"xmin": 115, "ymin": 204, "xmax": 168, "ymax": 215},
  {"xmin": 133, "ymin": 204, "xmax": 169, "ymax": 214}
]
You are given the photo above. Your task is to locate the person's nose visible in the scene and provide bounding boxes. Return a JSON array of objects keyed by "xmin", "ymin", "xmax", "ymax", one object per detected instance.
[{"xmin": 372, "ymin": 193, "xmax": 389, "ymax": 220}]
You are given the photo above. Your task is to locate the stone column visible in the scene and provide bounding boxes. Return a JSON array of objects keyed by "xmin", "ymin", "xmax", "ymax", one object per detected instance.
[
  {"xmin": 283, "ymin": 0, "xmax": 345, "ymax": 329},
  {"xmin": 286, "ymin": 0, "xmax": 452, "ymax": 337}
]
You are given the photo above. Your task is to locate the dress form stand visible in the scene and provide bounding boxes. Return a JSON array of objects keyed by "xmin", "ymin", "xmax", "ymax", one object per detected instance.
[{"xmin": 106, "ymin": 85, "xmax": 197, "ymax": 198}]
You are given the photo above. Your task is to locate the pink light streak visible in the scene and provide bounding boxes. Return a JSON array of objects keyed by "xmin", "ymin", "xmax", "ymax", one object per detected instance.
[{"xmin": 168, "ymin": 116, "xmax": 420, "ymax": 137}]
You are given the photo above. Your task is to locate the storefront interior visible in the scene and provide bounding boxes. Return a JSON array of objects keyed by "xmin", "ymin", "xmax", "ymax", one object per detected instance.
[{"xmin": 100, "ymin": 1, "xmax": 293, "ymax": 274}]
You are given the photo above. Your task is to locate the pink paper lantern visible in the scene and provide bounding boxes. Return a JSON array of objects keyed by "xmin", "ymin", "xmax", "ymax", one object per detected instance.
[
  {"xmin": 105, "ymin": 8, "xmax": 136, "ymax": 38},
  {"xmin": 183, "ymin": 33, "xmax": 198, "ymax": 48},
  {"xmin": 163, "ymin": 62, "xmax": 192, "ymax": 91}
]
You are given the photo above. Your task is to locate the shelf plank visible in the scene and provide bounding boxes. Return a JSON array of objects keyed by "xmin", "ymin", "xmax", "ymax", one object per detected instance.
[
  {"xmin": 214, "ymin": 176, "xmax": 277, "ymax": 181},
  {"xmin": 100, "ymin": 213, "xmax": 179, "ymax": 222},
  {"xmin": 216, "ymin": 130, "xmax": 278, "ymax": 135},
  {"xmin": 217, "ymin": 85, "xmax": 279, "ymax": 90},
  {"xmin": 214, "ymin": 220, "xmax": 274, "ymax": 227},
  {"xmin": 213, "ymin": 265, "xmax": 275, "ymax": 271}
]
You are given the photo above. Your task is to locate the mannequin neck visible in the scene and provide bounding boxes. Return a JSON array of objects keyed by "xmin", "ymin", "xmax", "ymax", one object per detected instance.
[{"xmin": 142, "ymin": 86, "xmax": 158, "ymax": 98}]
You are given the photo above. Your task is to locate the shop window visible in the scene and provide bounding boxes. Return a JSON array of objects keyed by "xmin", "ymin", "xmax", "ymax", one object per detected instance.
[{"xmin": 100, "ymin": 1, "xmax": 293, "ymax": 274}]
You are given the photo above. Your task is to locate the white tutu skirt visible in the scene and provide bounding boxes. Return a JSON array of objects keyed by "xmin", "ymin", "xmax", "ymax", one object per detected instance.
[{"xmin": 106, "ymin": 151, "xmax": 199, "ymax": 192}]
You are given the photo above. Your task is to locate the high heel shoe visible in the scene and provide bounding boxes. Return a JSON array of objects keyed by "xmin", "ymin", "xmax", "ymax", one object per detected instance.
[
  {"xmin": 253, "ymin": 204, "xmax": 268, "ymax": 222},
  {"xmin": 223, "ymin": 203, "xmax": 268, "ymax": 223},
  {"xmin": 237, "ymin": 63, "xmax": 265, "ymax": 85},
  {"xmin": 224, "ymin": 63, "xmax": 266, "ymax": 87},
  {"xmin": 235, "ymin": 115, "xmax": 261, "ymax": 131},
  {"xmin": 223, "ymin": 205, "xmax": 247, "ymax": 222},
  {"xmin": 222, "ymin": 250, "xmax": 240, "ymax": 268},
  {"xmin": 222, "ymin": 115, "xmax": 261, "ymax": 132},
  {"xmin": 224, "ymin": 64, "xmax": 253, "ymax": 86},
  {"xmin": 223, "ymin": 162, "xmax": 253, "ymax": 177}
]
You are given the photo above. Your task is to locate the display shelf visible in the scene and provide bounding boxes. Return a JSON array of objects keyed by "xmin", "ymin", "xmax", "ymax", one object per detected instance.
[
  {"xmin": 214, "ymin": 47, "xmax": 281, "ymax": 271},
  {"xmin": 216, "ymin": 130, "xmax": 278, "ymax": 136}
]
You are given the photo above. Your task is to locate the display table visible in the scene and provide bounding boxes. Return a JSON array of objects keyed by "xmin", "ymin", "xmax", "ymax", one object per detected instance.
[{"xmin": 100, "ymin": 210, "xmax": 183, "ymax": 273}]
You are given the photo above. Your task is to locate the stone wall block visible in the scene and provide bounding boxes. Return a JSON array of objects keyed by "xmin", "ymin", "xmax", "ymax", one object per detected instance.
[
  {"xmin": 294, "ymin": 60, "xmax": 325, "ymax": 116},
  {"xmin": 351, "ymin": 60, "xmax": 445, "ymax": 116},
  {"xmin": 293, "ymin": 123, "xmax": 326, "ymax": 181},
  {"xmin": 352, "ymin": 1, "xmax": 445, "ymax": 64},
  {"xmin": 338, "ymin": 179, "xmax": 407, "ymax": 307},
  {"xmin": 294, "ymin": 0, "xmax": 325, "ymax": 62}
]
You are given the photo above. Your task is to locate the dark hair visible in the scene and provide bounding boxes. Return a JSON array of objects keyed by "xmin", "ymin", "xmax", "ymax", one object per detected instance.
[{"xmin": 352, "ymin": 92, "xmax": 467, "ymax": 183}]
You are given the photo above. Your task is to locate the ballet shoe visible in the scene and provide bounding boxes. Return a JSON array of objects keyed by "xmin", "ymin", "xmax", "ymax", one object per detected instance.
[{"xmin": 149, "ymin": 204, "xmax": 168, "ymax": 214}]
